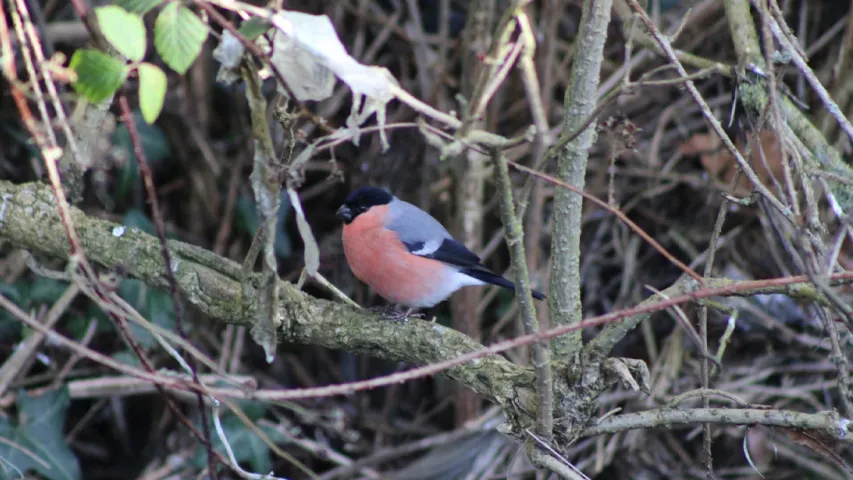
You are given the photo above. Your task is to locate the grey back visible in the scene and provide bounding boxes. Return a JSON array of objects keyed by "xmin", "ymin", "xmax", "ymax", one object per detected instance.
[{"xmin": 385, "ymin": 198, "xmax": 453, "ymax": 246}]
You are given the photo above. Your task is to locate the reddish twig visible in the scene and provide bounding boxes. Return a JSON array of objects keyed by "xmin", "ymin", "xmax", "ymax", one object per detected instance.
[
  {"xmin": 118, "ymin": 96, "xmax": 218, "ymax": 478},
  {"xmin": 1, "ymin": 8, "xmax": 223, "ymax": 472},
  {"xmin": 241, "ymin": 272, "xmax": 852, "ymax": 401},
  {"xmin": 507, "ymin": 160, "xmax": 704, "ymax": 282}
]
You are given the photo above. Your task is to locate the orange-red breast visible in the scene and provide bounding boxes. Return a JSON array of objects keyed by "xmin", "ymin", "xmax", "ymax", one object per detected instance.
[{"xmin": 337, "ymin": 187, "xmax": 545, "ymax": 309}]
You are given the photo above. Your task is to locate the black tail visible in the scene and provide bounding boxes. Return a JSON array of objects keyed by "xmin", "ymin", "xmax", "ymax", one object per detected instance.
[{"xmin": 461, "ymin": 268, "xmax": 547, "ymax": 300}]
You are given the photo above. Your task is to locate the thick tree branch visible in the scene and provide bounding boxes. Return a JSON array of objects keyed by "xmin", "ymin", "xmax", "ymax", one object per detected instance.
[
  {"xmin": 548, "ymin": 0, "xmax": 613, "ymax": 359},
  {"xmin": 0, "ymin": 180, "xmax": 535, "ymax": 408},
  {"xmin": 4, "ymin": 179, "xmax": 852, "ymax": 453}
]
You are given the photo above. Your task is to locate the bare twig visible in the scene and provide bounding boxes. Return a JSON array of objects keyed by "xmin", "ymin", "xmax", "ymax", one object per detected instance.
[
  {"xmin": 628, "ymin": 0, "xmax": 794, "ymax": 221},
  {"xmin": 0, "ymin": 283, "xmax": 80, "ymax": 396},
  {"xmin": 493, "ymin": 150, "xmax": 553, "ymax": 441},
  {"xmin": 583, "ymin": 407, "xmax": 851, "ymax": 440}
]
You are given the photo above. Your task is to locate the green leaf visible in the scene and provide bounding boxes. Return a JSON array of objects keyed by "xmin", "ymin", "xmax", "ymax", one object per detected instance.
[
  {"xmin": 111, "ymin": 350, "xmax": 142, "ymax": 367},
  {"xmin": 0, "ymin": 282, "xmax": 21, "ymax": 304},
  {"xmin": 238, "ymin": 17, "xmax": 271, "ymax": 40},
  {"xmin": 115, "ymin": 0, "xmax": 164, "ymax": 14},
  {"xmin": 95, "ymin": 6, "xmax": 147, "ymax": 62},
  {"xmin": 236, "ymin": 192, "xmax": 293, "ymax": 258},
  {"xmin": 112, "ymin": 111, "xmax": 170, "ymax": 198},
  {"xmin": 0, "ymin": 387, "xmax": 81, "ymax": 480},
  {"xmin": 137, "ymin": 63, "xmax": 167, "ymax": 123},
  {"xmin": 154, "ymin": 3, "xmax": 208, "ymax": 74},
  {"xmin": 191, "ymin": 410, "xmax": 284, "ymax": 474},
  {"xmin": 122, "ymin": 209, "xmax": 156, "ymax": 234},
  {"xmin": 28, "ymin": 277, "xmax": 70, "ymax": 304},
  {"xmin": 0, "ymin": 283, "xmax": 22, "ymax": 341},
  {"xmin": 117, "ymin": 279, "xmax": 175, "ymax": 349},
  {"xmin": 63, "ymin": 315, "xmax": 93, "ymax": 340},
  {"xmin": 69, "ymin": 48, "xmax": 128, "ymax": 103}
]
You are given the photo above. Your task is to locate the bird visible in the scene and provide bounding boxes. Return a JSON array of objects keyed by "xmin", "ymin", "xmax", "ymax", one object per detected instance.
[{"xmin": 336, "ymin": 186, "xmax": 545, "ymax": 318}]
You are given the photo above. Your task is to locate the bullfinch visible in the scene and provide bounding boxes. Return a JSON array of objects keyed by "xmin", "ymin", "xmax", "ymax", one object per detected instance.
[{"xmin": 336, "ymin": 187, "xmax": 545, "ymax": 317}]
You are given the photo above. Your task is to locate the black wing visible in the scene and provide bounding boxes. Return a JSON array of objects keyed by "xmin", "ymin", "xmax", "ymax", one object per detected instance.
[
  {"xmin": 404, "ymin": 238, "xmax": 547, "ymax": 300},
  {"xmin": 403, "ymin": 238, "xmax": 482, "ymax": 269}
]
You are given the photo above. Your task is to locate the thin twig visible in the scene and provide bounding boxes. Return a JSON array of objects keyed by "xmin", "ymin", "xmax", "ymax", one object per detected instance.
[
  {"xmin": 509, "ymin": 161, "xmax": 702, "ymax": 282},
  {"xmin": 492, "ymin": 150, "xmax": 553, "ymax": 440},
  {"xmin": 757, "ymin": 1, "xmax": 853, "ymax": 147},
  {"xmin": 627, "ymin": 0, "xmax": 794, "ymax": 222},
  {"xmin": 0, "ymin": 282, "xmax": 80, "ymax": 396}
]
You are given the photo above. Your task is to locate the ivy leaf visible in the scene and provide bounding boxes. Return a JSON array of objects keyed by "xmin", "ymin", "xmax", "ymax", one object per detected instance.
[
  {"xmin": 117, "ymin": 278, "xmax": 175, "ymax": 349},
  {"xmin": 69, "ymin": 48, "xmax": 128, "ymax": 103},
  {"xmin": 191, "ymin": 409, "xmax": 284, "ymax": 474},
  {"xmin": 0, "ymin": 387, "xmax": 81, "ymax": 480},
  {"xmin": 154, "ymin": 3, "xmax": 208, "ymax": 74},
  {"xmin": 28, "ymin": 277, "xmax": 69, "ymax": 304},
  {"xmin": 137, "ymin": 62, "xmax": 167, "ymax": 123},
  {"xmin": 112, "ymin": 112, "xmax": 171, "ymax": 198},
  {"xmin": 95, "ymin": 6, "xmax": 147, "ymax": 62},
  {"xmin": 115, "ymin": 0, "xmax": 164, "ymax": 14}
]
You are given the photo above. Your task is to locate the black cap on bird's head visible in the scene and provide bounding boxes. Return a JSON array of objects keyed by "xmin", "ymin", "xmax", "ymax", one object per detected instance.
[{"xmin": 336, "ymin": 187, "xmax": 394, "ymax": 224}]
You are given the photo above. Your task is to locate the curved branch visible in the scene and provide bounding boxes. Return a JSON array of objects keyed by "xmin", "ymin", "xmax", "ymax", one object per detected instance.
[{"xmin": 4, "ymin": 180, "xmax": 852, "ymax": 448}]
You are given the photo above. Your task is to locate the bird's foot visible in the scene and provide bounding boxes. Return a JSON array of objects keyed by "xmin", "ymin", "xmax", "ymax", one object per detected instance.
[{"xmin": 367, "ymin": 305, "xmax": 423, "ymax": 322}]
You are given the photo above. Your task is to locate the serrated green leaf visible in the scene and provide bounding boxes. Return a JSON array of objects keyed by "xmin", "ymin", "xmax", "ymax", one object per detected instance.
[
  {"xmin": 0, "ymin": 387, "xmax": 82, "ymax": 480},
  {"xmin": 69, "ymin": 48, "xmax": 128, "ymax": 103},
  {"xmin": 137, "ymin": 63, "xmax": 166, "ymax": 123},
  {"xmin": 95, "ymin": 6, "xmax": 147, "ymax": 62},
  {"xmin": 238, "ymin": 17, "xmax": 271, "ymax": 40},
  {"xmin": 115, "ymin": 0, "xmax": 164, "ymax": 14},
  {"xmin": 154, "ymin": 3, "xmax": 208, "ymax": 74}
]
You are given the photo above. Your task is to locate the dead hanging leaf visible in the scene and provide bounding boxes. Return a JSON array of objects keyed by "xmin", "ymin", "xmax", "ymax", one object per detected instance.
[
  {"xmin": 287, "ymin": 187, "xmax": 320, "ymax": 285},
  {"xmin": 678, "ymin": 130, "xmax": 786, "ymax": 196},
  {"xmin": 213, "ymin": 10, "xmax": 398, "ymax": 151},
  {"xmin": 785, "ymin": 428, "xmax": 853, "ymax": 474},
  {"xmin": 603, "ymin": 357, "xmax": 651, "ymax": 395},
  {"xmin": 599, "ymin": 115, "xmax": 640, "ymax": 155}
]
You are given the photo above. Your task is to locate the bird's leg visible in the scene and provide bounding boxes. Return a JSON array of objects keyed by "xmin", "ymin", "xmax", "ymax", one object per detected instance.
[
  {"xmin": 367, "ymin": 305, "xmax": 423, "ymax": 321},
  {"xmin": 367, "ymin": 304, "xmax": 398, "ymax": 315},
  {"xmin": 396, "ymin": 307, "xmax": 424, "ymax": 320}
]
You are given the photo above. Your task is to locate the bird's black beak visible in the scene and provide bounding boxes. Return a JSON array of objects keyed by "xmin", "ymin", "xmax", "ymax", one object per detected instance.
[{"xmin": 336, "ymin": 205, "xmax": 353, "ymax": 223}]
